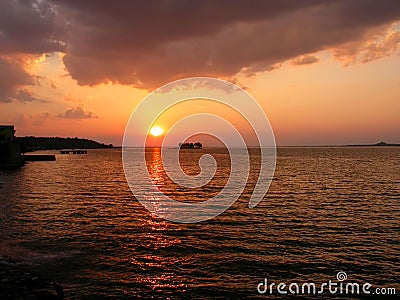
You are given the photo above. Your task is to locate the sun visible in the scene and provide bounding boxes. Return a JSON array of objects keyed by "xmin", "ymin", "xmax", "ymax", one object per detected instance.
[{"xmin": 149, "ymin": 126, "xmax": 164, "ymax": 137}]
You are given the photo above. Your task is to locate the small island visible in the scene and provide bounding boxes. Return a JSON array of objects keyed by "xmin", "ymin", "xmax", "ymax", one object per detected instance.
[{"xmin": 179, "ymin": 142, "xmax": 203, "ymax": 149}]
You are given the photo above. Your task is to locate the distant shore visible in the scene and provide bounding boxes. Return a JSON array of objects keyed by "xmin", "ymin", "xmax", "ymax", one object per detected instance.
[
  {"xmin": 273, "ymin": 142, "xmax": 400, "ymax": 148},
  {"xmin": 345, "ymin": 141, "xmax": 400, "ymax": 147},
  {"xmin": 16, "ymin": 136, "xmax": 113, "ymax": 152}
]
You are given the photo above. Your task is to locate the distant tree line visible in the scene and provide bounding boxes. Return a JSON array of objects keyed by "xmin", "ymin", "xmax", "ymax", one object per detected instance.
[
  {"xmin": 179, "ymin": 142, "xmax": 202, "ymax": 149},
  {"xmin": 16, "ymin": 136, "xmax": 113, "ymax": 152}
]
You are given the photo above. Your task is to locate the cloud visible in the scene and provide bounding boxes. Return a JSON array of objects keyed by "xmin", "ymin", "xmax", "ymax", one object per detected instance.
[
  {"xmin": 57, "ymin": 0, "xmax": 400, "ymax": 89},
  {"xmin": 291, "ymin": 55, "xmax": 319, "ymax": 66},
  {"xmin": 11, "ymin": 106, "xmax": 96, "ymax": 129},
  {"xmin": 1, "ymin": 1, "xmax": 400, "ymax": 90},
  {"xmin": 9, "ymin": 88, "xmax": 46, "ymax": 103},
  {"xmin": 0, "ymin": 0, "xmax": 64, "ymax": 103},
  {"xmin": 59, "ymin": 105, "xmax": 97, "ymax": 119},
  {"xmin": 11, "ymin": 112, "xmax": 52, "ymax": 127},
  {"xmin": 333, "ymin": 24, "xmax": 400, "ymax": 65},
  {"xmin": 0, "ymin": 57, "xmax": 36, "ymax": 102},
  {"xmin": 0, "ymin": 0, "xmax": 65, "ymax": 55}
]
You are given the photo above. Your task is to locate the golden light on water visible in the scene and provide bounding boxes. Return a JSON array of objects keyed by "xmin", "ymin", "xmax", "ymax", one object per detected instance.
[{"xmin": 150, "ymin": 126, "xmax": 164, "ymax": 137}]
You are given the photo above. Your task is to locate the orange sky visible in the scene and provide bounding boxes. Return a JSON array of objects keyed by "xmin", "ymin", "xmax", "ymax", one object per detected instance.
[{"xmin": 1, "ymin": 1, "xmax": 399, "ymax": 146}]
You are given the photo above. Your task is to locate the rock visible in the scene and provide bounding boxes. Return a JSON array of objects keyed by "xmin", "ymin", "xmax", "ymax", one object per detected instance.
[
  {"xmin": 54, "ymin": 282, "xmax": 65, "ymax": 299},
  {"xmin": 0, "ymin": 257, "xmax": 65, "ymax": 300}
]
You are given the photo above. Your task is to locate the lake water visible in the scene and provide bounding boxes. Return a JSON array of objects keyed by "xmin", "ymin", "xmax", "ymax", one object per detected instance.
[{"xmin": 0, "ymin": 147, "xmax": 399, "ymax": 299}]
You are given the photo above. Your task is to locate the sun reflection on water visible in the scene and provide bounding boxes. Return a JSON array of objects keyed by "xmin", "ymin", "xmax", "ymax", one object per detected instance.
[{"xmin": 148, "ymin": 148, "xmax": 165, "ymax": 188}]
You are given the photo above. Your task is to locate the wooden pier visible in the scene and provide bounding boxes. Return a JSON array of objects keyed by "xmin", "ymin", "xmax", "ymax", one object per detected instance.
[
  {"xmin": 22, "ymin": 154, "xmax": 56, "ymax": 161},
  {"xmin": 60, "ymin": 149, "xmax": 88, "ymax": 154}
]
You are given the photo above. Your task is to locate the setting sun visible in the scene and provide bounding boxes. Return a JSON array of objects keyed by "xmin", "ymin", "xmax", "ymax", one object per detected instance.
[{"xmin": 149, "ymin": 126, "xmax": 164, "ymax": 137}]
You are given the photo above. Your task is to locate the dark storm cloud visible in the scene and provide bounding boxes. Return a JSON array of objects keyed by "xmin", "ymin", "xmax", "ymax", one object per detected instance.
[
  {"xmin": 57, "ymin": 0, "xmax": 319, "ymax": 87},
  {"xmin": 56, "ymin": 0, "xmax": 400, "ymax": 89},
  {"xmin": 0, "ymin": 0, "xmax": 64, "ymax": 102},
  {"xmin": 1, "ymin": 0, "xmax": 400, "ymax": 91},
  {"xmin": 0, "ymin": 57, "xmax": 34, "ymax": 102},
  {"xmin": 0, "ymin": 0, "xmax": 65, "ymax": 54}
]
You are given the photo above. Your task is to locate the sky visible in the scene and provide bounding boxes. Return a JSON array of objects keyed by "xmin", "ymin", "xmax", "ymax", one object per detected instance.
[{"xmin": 1, "ymin": 0, "xmax": 400, "ymax": 146}]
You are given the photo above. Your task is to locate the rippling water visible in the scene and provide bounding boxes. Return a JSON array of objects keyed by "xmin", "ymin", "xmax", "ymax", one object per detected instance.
[{"xmin": 0, "ymin": 147, "xmax": 399, "ymax": 299}]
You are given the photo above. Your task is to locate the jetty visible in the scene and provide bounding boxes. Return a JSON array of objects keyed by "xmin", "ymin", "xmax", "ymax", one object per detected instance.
[
  {"xmin": 22, "ymin": 154, "xmax": 56, "ymax": 161},
  {"xmin": 60, "ymin": 149, "xmax": 88, "ymax": 154}
]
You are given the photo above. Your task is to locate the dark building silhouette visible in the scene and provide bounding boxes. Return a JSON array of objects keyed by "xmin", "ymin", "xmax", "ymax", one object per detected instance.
[{"xmin": 0, "ymin": 125, "xmax": 23, "ymax": 168}]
